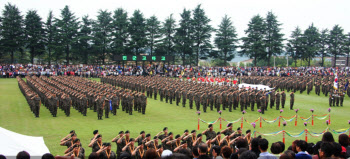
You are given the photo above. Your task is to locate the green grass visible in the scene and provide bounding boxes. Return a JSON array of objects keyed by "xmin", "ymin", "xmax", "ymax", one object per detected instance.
[{"xmin": 0, "ymin": 78, "xmax": 349, "ymax": 156}]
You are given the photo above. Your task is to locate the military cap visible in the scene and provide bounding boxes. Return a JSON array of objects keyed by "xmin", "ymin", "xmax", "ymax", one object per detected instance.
[
  {"xmin": 184, "ymin": 129, "xmax": 189, "ymax": 133},
  {"xmin": 208, "ymin": 124, "xmax": 213, "ymax": 128},
  {"xmin": 125, "ymin": 130, "xmax": 130, "ymax": 134},
  {"xmin": 246, "ymin": 130, "xmax": 251, "ymax": 134},
  {"xmin": 146, "ymin": 134, "xmax": 151, "ymax": 137},
  {"xmin": 175, "ymin": 134, "xmax": 181, "ymax": 139},
  {"xmin": 140, "ymin": 131, "xmax": 145, "ymax": 134},
  {"xmin": 96, "ymin": 134, "xmax": 102, "ymax": 138},
  {"xmin": 237, "ymin": 127, "xmax": 241, "ymax": 131},
  {"xmin": 119, "ymin": 131, "xmax": 124, "ymax": 134},
  {"xmin": 191, "ymin": 130, "xmax": 196, "ymax": 133},
  {"xmin": 73, "ymin": 138, "xmax": 80, "ymax": 143},
  {"xmin": 93, "ymin": 130, "xmax": 98, "ymax": 135},
  {"xmin": 163, "ymin": 127, "xmax": 168, "ymax": 131},
  {"xmin": 168, "ymin": 132, "xmax": 173, "ymax": 136}
]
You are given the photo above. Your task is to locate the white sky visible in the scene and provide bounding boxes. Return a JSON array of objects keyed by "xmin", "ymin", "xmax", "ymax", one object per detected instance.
[{"xmin": 1, "ymin": 0, "xmax": 349, "ymax": 39}]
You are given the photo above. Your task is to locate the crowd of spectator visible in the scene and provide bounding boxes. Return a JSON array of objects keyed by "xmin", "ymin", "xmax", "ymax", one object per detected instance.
[{"xmin": 1, "ymin": 64, "xmax": 350, "ymax": 78}]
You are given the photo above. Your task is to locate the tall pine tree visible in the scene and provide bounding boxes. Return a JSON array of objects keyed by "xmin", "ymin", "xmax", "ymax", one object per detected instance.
[
  {"xmin": 240, "ymin": 15, "xmax": 266, "ymax": 66},
  {"xmin": 44, "ymin": 11, "xmax": 56, "ymax": 65},
  {"xmin": 56, "ymin": 5, "xmax": 80, "ymax": 64},
  {"xmin": 146, "ymin": 16, "xmax": 162, "ymax": 56},
  {"xmin": 24, "ymin": 10, "xmax": 45, "ymax": 64},
  {"xmin": 78, "ymin": 15, "xmax": 92, "ymax": 64},
  {"xmin": 1, "ymin": 3, "xmax": 23, "ymax": 63},
  {"xmin": 264, "ymin": 11, "xmax": 284, "ymax": 66},
  {"xmin": 111, "ymin": 8, "xmax": 129, "ymax": 57},
  {"xmin": 286, "ymin": 27, "xmax": 303, "ymax": 67},
  {"xmin": 328, "ymin": 25, "xmax": 345, "ymax": 67},
  {"xmin": 174, "ymin": 9, "xmax": 193, "ymax": 65},
  {"xmin": 158, "ymin": 14, "xmax": 176, "ymax": 56},
  {"xmin": 302, "ymin": 23, "xmax": 320, "ymax": 66},
  {"xmin": 93, "ymin": 10, "xmax": 112, "ymax": 64},
  {"xmin": 318, "ymin": 29, "xmax": 329, "ymax": 66},
  {"xmin": 192, "ymin": 4, "xmax": 212, "ymax": 66},
  {"xmin": 129, "ymin": 10, "xmax": 147, "ymax": 55},
  {"xmin": 213, "ymin": 15, "xmax": 238, "ymax": 66}
]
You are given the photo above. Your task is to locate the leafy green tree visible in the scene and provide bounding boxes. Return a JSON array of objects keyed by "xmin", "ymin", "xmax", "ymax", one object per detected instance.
[
  {"xmin": 44, "ymin": 11, "xmax": 56, "ymax": 65},
  {"xmin": 240, "ymin": 15, "xmax": 266, "ymax": 66},
  {"xmin": 146, "ymin": 16, "xmax": 162, "ymax": 56},
  {"xmin": 302, "ymin": 23, "xmax": 320, "ymax": 66},
  {"xmin": 318, "ymin": 29, "xmax": 329, "ymax": 66},
  {"xmin": 328, "ymin": 24, "xmax": 345, "ymax": 67},
  {"xmin": 157, "ymin": 14, "xmax": 176, "ymax": 56},
  {"xmin": 344, "ymin": 33, "xmax": 350, "ymax": 66},
  {"xmin": 264, "ymin": 11, "xmax": 284, "ymax": 66},
  {"xmin": 24, "ymin": 10, "xmax": 45, "ymax": 64},
  {"xmin": 174, "ymin": 9, "xmax": 193, "ymax": 65},
  {"xmin": 192, "ymin": 4, "xmax": 212, "ymax": 66},
  {"xmin": 213, "ymin": 15, "xmax": 238, "ymax": 65},
  {"xmin": 77, "ymin": 15, "xmax": 92, "ymax": 64},
  {"xmin": 111, "ymin": 8, "xmax": 129, "ymax": 57},
  {"xmin": 286, "ymin": 27, "xmax": 303, "ymax": 67},
  {"xmin": 55, "ymin": 5, "xmax": 80, "ymax": 64},
  {"xmin": 128, "ymin": 10, "xmax": 147, "ymax": 55},
  {"xmin": 1, "ymin": 3, "xmax": 23, "ymax": 63},
  {"xmin": 92, "ymin": 10, "xmax": 112, "ymax": 64}
]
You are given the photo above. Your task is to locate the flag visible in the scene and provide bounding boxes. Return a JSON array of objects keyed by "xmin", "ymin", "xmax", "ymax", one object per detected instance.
[
  {"xmin": 333, "ymin": 72, "xmax": 338, "ymax": 90},
  {"xmin": 265, "ymin": 91, "xmax": 272, "ymax": 96},
  {"xmin": 344, "ymin": 81, "xmax": 349, "ymax": 91},
  {"xmin": 109, "ymin": 100, "xmax": 112, "ymax": 111}
]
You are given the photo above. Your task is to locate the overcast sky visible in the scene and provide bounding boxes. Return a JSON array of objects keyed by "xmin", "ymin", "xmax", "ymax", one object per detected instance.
[{"xmin": 1, "ymin": 0, "xmax": 349, "ymax": 39}]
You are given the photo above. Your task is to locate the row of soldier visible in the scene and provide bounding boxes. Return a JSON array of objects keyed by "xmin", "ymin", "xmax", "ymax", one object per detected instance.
[
  {"xmin": 241, "ymin": 75, "xmax": 349, "ymax": 98},
  {"xmin": 102, "ymin": 76, "xmax": 295, "ymax": 113},
  {"xmin": 17, "ymin": 77, "xmax": 41, "ymax": 117},
  {"xmin": 20, "ymin": 76, "xmax": 148, "ymax": 119},
  {"xmin": 59, "ymin": 123, "xmax": 251, "ymax": 159}
]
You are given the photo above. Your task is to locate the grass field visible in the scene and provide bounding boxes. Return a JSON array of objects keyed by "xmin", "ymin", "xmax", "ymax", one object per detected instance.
[{"xmin": 0, "ymin": 77, "xmax": 349, "ymax": 156}]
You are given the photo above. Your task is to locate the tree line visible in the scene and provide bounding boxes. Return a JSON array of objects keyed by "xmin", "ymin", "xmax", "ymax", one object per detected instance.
[{"xmin": 0, "ymin": 3, "xmax": 349, "ymax": 67}]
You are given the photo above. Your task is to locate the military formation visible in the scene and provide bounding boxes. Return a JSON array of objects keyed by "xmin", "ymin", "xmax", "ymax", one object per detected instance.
[
  {"xmin": 17, "ymin": 76, "xmax": 148, "ymax": 119},
  {"xmin": 17, "ymin": 77, "xmax": 41, "ymax": 117},
  {"xmin": 60, "ymin": 124, "xmax": 252, "ymax": 159},
  {"xmin": 102, "ymin": 76, "xmax": 298, "ymax": 114}
]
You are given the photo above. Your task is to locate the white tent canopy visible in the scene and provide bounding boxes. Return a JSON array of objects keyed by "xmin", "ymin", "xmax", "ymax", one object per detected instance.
[
  {"xmin": 238, "ymin": 83, "xmax": 274, "ymax": 91},
  {"xmin": 0, "ymin": 127, "xmax": 50, "ymax": 156}
]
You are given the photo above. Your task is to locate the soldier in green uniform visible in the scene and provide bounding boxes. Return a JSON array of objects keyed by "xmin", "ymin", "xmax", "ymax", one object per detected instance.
[
  {"xmin": 105, "ymin": 95, "xmax": 110, "ymax": 118},
  {"xmin": 188, "ymin": 91, "xmax": 194, "ymax": 109},
  {"xmin": 329, "ymin": 94, "xmax": 333, "ymax": 107},
  {"xmin": 111, "ymin": 131, "xmax": 124, "ymax": 157},
  {"xmin": 141, "ymin": 93, "xmax": 147, "ymax": 114},
  {"xmin": 281, "ymin": 91, "xmax": 286, "ymax": 108},
  {"xmin": 129, "ymin": 94, "xmax": 134, "ymax": 115},
  {"xmin": 112, "ymin": 94, "xmax": 118, "ymax": 116},
  {"xmin": 201, "ymin": 92, "xmax": 208, "ymax": 112},
  {"xmin": 250, "ymin": 91, "xmax": 255, "ymax": 111},
  {"xmin": 176, "ymin": 89, "xmax": 181, "ymax": 106},
  {"xmin": 154, "ymin": 86, "xmax": 158, "ymax": 100},
  {"xmin": 202, "ymin": 124, "xmax": 216, "ymax": 141},
  {"xmin": 97, "ymin": 95, "xmax": 104, "ymax": 120},
  {"xmin": 182, "ymin": 89, "xmax": 187, "ymax": 107},
  {"xmin": 33, "ymin": 95, "xmax": 41, "ymax": 118},
  {"xmin": 290, "ymin": 92, "xmax": 294, "ymax": 110},
  {"xmin": 275, "ymin": 91, "xmax": 280, "ymax": 110},
  {"xmin": 195, "ymin": 92, "xmax": 201, "ymax": 111}
]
